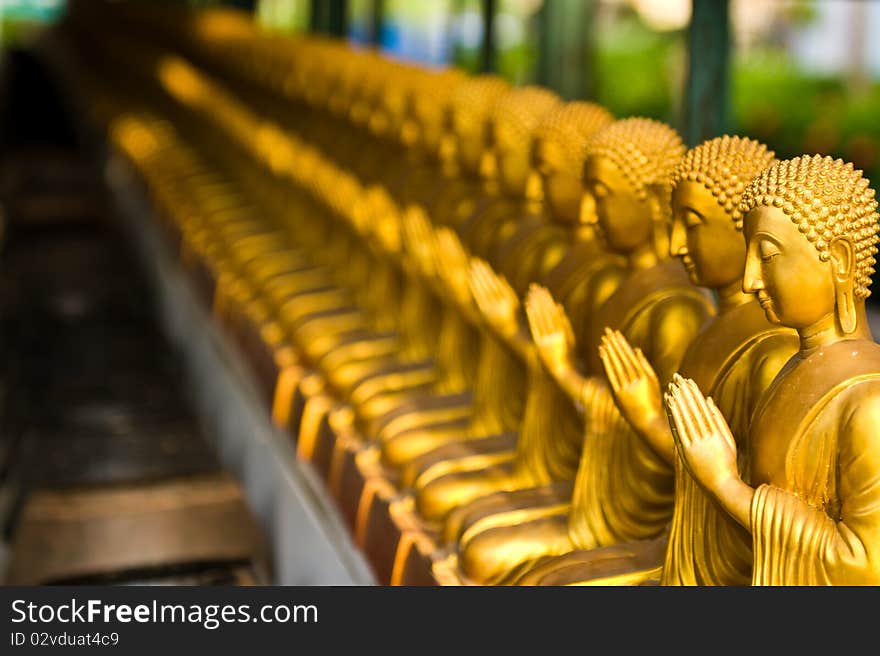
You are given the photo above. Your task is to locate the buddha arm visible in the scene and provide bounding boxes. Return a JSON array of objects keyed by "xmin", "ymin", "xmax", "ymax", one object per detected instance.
[
  {"xmin": 633, "ymin": 416, "xmax": 676, "ymax": 469},
  {"xmin": 547, "ymin": 363, "xmax": 601, "ymax": 410},
  {"xmin": 490, "ymin": 317, "xmax": 534, "ymax": 364}
]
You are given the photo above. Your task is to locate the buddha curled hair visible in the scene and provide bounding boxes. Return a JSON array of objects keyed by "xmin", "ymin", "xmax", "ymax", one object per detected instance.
[
  {"xmin": 411, "ymin": 67, "xmax": 467, "ymax": 124},
  {"xmin": 449, "ymin": 75, "xmax": 510, "ymax": 132},
  {"xmin": 534, "ymin": 101, "xmax": 615, "ymax": 170},
  {"xmin": 585, "ymin": 118, "xmax": 685, "ymax": 200},
  {"xmin": 740, "ymin": 155, "xmax": 880, "ymax": 298},
  {"xmin": 671, "ymin": 136, "xmax": 776, "ymax": 230},
  {"xmin": 491, "ymin": 86, "xmax": 562, "ymax": 141}
]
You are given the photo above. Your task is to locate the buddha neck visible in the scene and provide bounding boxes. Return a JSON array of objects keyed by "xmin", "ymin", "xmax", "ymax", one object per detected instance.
[
  {"xmin": 481, "ymin": 175, "xmax": 500, "ymax": 196},
  {"xmin": 716, "ymin": 278, "xmax": 753, "ymax": 315},
  {"xmin": 441, "ymin": 158, "xmax": 460, "ymax": 179},
  {"xmin": 798, "ymin": 304, "xmax": 872, "ymax": 355},
  {"xmin": 626, "ymin": 240, "xmax": 660, "ymax": 272},
  {"xmin": 572, "ymin": 224, "xmax": 598, "ymax": 244}
]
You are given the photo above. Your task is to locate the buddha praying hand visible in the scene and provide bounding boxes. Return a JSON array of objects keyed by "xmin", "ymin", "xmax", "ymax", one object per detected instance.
[{"xmin": 666, "ymin": 155, "xmax": 880, "ymax": 585}]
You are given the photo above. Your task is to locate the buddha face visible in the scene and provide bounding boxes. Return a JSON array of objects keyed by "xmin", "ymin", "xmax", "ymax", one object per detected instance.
[
  {"xmin": 535, "ymin": 139, "xmax": 582, "ymax": 224},
  {"xmin": 670, "ymin": 180, "xmax": 746, "ymax": 288},
  {"xmin": 453, "ymin": 113, "xmax": 487, "ymax": 176},
  {"xmin": 583, "ymin": 154, "xmax": 653, "ymax": 253},
  {"xmin": 378, "ymin": 87, "xmax": 408, "ymax": 140},
  {"xmin": 743, "ymin": 205, "xmax": 836, "ymax": 327},
  {"xmin": 493, "ymin": 119, "xmax": 538, "ymax": 197},
  {"xmin": 414, "ymin": 104, "xmax": 446, "ymax": 155}
]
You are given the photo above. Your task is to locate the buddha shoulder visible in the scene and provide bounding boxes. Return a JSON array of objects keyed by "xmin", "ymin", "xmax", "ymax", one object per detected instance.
[
  {"xmin": 746, "ymin": 329, "xmax": 800, "ymax": 393},
  {"xmin": 648, "ymin": 292, "xmax": 714, "ymax": 348},
  {"xmin": 584, "ymin": 261, "xmax": 627, "ymax": 315}
]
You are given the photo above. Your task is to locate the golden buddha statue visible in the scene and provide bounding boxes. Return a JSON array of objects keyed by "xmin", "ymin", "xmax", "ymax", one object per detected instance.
[
  {"xmin": 391, "ymin": 67, "xmax": 468, "ymax": 208},
  {"xmin": 367, "ymin": 103, "xmax": 625, "ymax": 504},
  {"xmin": 156, "ymin": 57, "xmax": 440, "ymax": 437},
  {"xmin": 495, "ymin": 101, "xmax": 618, "ymax": 324},
  {"xmin": 428, "ymin": 74, "xmax": 510, "ymax": 230},
  {"xmin": 665, "ymin": 155, "xmax": 880, "ymax": 585},
  {"xmin": 295, "ymin": 79, "xmax": 538, "ymax": 489},
  {"xmin": 287, "ymin": 73, "xmax": 495, "ymax": 427},
  {"xmin": 305, "ymin": 82, "xmax": 524, "ymax": 472},
  {"xmin": 436, "ymin": 118, "xmax": 719, "ymax": 585},
  {"xmin": 517, "ymin": 136, "xmax": 801, "ymax": 586},
  {"xmin": 378, "ymin": 101, "xmax": 622, "ymax": 472},
  {"xmin": 458, "ymin": 86, "xmax": 561, "ymax": 263},
  {"xmin": 154, "ymin": 58, "xmax": 456, "ymax": 474},
  {"xmin": 290, "ymin": 71, "xmax": 490, "ymax": 458},
  {"xmin": 390, "ymin": 120, "xmax": 653, "ymax": 542}
]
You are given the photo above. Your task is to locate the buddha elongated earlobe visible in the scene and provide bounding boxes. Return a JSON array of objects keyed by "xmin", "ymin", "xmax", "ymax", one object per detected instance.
[
  {"xmin": 830, "ymin": 238, "xmax": 857, "ymax": 334},
  {"xmin": 647, "ymin": 184, "xmax": 671, "ymax": 259}
]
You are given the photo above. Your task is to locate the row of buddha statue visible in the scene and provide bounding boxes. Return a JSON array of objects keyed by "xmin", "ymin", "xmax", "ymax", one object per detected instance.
[{"xmin": 60, "ymin": 1, "xmax": 880, "ymax": 585}]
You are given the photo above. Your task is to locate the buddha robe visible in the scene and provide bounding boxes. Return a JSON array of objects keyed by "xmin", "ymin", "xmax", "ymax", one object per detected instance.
[
  {"xmin": 457, "ymin": 196, "xmax": 525, "ymax": 261},
  {"xmin": 491, "ymin": 214, "xmax": 568, "ymax": 296},
  {"xmin": 661, "ymin": 300, "xmax": 798, "ymax": 585},
  {"xmin": 748, "ymin": 338, "xmax": 880, "ymax": 585}
]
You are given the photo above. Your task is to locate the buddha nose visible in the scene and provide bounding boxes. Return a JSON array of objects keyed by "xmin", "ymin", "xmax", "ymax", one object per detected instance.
[
  {"xmin": 669, "ymin": 218, "xmax": 688, "ymax": 258},
  {"xmin": 742, "ymin": 252, "xmax": 763, "ymax": 294},
  {"xmin": 579, "ymin": 193, "xmax": 598, "ymax": 225},
  {"xmin": 400, "ymin": 120, "xmax": 419, "ymax": 147},
  {"xmin": 479, "ymin": 150, "xmax": 498, "ymax": 182},
  {"xmin": 369, "ymin": 112, "xmax": 389, "ymax": 137},
  {"xmin": 439, "ymin": 134, "xmax": 457, "ymax": 163},
  {"xmin": 525, "ymin": 170, "xmax": 544, "ymax": 203}
]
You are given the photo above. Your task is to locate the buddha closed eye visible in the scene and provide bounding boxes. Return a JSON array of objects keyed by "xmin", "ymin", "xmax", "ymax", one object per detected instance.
[
  {"xmin": 683, "ymin": 209, "xmax": 703, "ymax": 228},
  {"xmin": 758, "ymin": 240, "xmax": 780, "ymax": 263},
  {"xmin": 589, "ymin": 180, "xmax": 611, "ymax": 199}
]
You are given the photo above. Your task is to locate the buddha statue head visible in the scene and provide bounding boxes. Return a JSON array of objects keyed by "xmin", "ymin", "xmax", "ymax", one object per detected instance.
[
  {"xmin": 403, "ymin": 67, "xmax": 467, "ymax": 159},
  {"xmin": 582, "ymin": 118, "xmax": 685, "ymax": 258},
  {"xmin": 299, "ymin": 41, "xmax": 342, "ymax": 111},
  {"xmin": 322, "ymin": 46, "xmax": 365, "ymax": 118},
  {"xmin": 487, "ymin": 86, "xmax": 561, "ymax": 199},
  {"xmin": 739, "ymin": 155, "xmax": 879, "ymax": 335},
  {"xmin": 447, "ymin": 75, "xmax": 510, "ymax": 178},
  {"xmin": 670, "ymin": 136, "xmax": 776, "ymax": 290},
  {"xmin": 369, "ymin": 62, "xmax": 420, "ymax": 142},
  {"xmin": 348, "ymin": 51, "xmax": 392, "ymax": 129},
  {"xmin": 533, "ymin": 101, "xmax": 614, "ymax": 226},
  {"xmin": 276, "ymin": 39, "xmax": 309, "ymax": 102}
]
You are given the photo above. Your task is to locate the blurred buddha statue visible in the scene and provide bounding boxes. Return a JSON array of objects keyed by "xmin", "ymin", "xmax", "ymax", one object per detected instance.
[
  {"xmin": 494, "ymin": 101, "xmax": 618, "ymax": 320},
  {"xmin": 518, "ymin": 136, "xmax": 801, "ymax": 585},
  {"xmin": 391, "ymin": 67, "xmax": 468, "ymax": 207},
  {"xmin": 429, "ymin": 75, "xmax": 510, "ymax": 230},
  {"xmin": 458, "ymin": 87, "xmax": 560, "ymax": 263},
  {"xmin": 439, "ymin": 118, "xmax": 717, "ymax": 585},
  {"xmin": 380, "ymin": 101, "xmax": 622, "ymax": 470},
  {"xmin": 665, "ymin": 155, "xmax": 880, "ymax": 585},
  {"xmin": 351, "ymin": 102, "xmax": 622, "ymax": 571},
  {"xmin": 373, "ymin": 103, "xmax": 624, "ymax": 497}
]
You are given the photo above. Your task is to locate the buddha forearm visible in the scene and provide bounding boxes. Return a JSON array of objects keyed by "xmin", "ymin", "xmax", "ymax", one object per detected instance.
[
  {"xmin": 714, "ymin": 476, "xmax": 754, "ymax": 532},
  {"xmin": 505, "ymin": 325, "xmax": 536, "ymax": 364},
  {"xmin": 637, "ymin": 414, "xmax": 676, "ymax": 466},
  {"xmin": 546, "ymin": 365, "xmax": 592, "ymax": 406}
]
